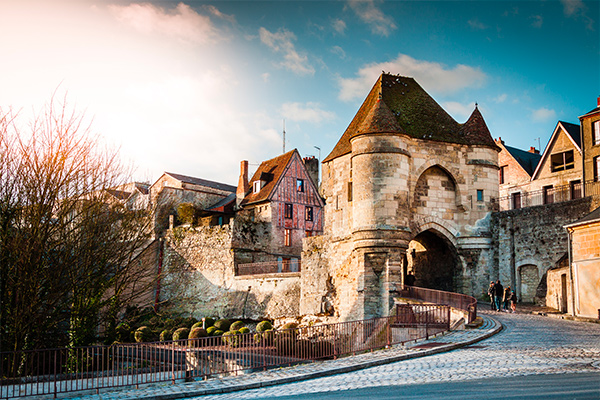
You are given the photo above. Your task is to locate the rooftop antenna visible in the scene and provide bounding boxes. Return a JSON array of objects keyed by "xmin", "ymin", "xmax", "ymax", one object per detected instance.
[
  {"xmin": 283, "ymin": 120, "xmax": 286, "ymax": 154},
  {"xmin": 536, "ymin": 137, "xmax": 540, "ymax": 151}
]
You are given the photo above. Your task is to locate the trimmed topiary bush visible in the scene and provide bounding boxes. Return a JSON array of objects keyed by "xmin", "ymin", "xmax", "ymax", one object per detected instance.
[
  {"xmin": 213, "ymin": 319, "xmax": 231, "ymax": 332},
  {"xmin": 213, "ymin": 329, "xmax": 224, "ymax": 337},
  {"xmin": 280, "ymin": 322, "xmax": 299, "ymax": 339},
  {"xmin": 115, "ymin": 322, "xmax": 131, "ymax": 343},
  {"xmin": 256, "ymin": 320, "xmax": 273, "ymax": 332},
  {"xmin": 238, "ymin": 327, "xmax": 250, "ymax": 334},
  {"xmin": 203, "ymin": 317, "xmax": 215, "ymax": 328},
  {"xmin": 189, "ymin": 327, "xmax": 208, "ymax": 347},
  {"xmin": 159, "ymin": 329, "xmax": 173, "ymax": 342},
  {"xmin": 191, "ymin": 322, "xmax": 203, "ymax": 330},
  {"xmin": 173, "ymin": 327, "xmax": 190, "ymax": 341},
  {"xmin": 189, "ymin": 327, "xmax": 207, "ymax": 339},
  {"xmin": 230, "ymin": 321, "xmax": 245, "ymax": 331},
  {"xmin": 134, "ymin": 326, "xmax": 152, "ymax": 343},
  {"xmin": 206, "ymin": 326, "xmax": 218, "ymax": 336},
  {"xmin": 222, "ymin": 330, "xmax": 240, "ymax": 347}
]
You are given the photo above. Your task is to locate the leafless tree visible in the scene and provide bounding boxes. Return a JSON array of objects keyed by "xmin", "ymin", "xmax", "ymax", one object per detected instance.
[{"xmin": 0, "ymin": 96, "xmax": 155, "ymax": 352}]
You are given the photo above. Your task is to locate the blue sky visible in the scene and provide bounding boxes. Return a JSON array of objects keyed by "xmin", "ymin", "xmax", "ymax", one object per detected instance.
[{"xmin": 1, "ymin": 0, "xmax": 598, "ymax": 185}]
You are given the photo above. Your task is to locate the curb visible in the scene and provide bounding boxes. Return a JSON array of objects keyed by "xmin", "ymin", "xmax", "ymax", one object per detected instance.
[{"xmin": 122, "ymin": 316, "xmax": 503, "ymax": 400}]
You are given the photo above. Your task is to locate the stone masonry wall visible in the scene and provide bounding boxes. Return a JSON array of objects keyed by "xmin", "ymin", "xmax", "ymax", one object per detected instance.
[
  {"xmin": 491, "ymin": 197, "xmax": 594, "ymax": 304},
  {"xmin": 160, "ymin": 222, "xmax": 300, "ymax": 320}
]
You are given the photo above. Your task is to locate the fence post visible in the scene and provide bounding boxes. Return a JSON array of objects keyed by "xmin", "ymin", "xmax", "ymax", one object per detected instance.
[{"xmin": 171, "ymin": 341, "xmax": 175, "ymax": 384}]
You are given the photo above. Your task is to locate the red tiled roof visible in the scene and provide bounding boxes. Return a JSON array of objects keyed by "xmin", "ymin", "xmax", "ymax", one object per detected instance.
[
  {"xmin": 241, "ymin": 149, "xmax": 297, "ymax": 206},
  {"xmin": 324, "ymin": 73, "xmax": 498, "ymax": 163}
]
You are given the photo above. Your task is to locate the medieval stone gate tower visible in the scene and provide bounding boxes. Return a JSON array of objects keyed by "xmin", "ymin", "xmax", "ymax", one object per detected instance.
[{"xmin": 300, "ymin": 73, "xmax": 500, "ymax": 321}]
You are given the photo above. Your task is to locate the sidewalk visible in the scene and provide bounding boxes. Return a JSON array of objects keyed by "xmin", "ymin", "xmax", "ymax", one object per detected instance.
[
  {"xmin": 482, "ymin": 301, "xmax": 600, "ymax": 324},
  {"xmin": 66, "ymin": 315, "xmax": 501, "ymax": 400}
]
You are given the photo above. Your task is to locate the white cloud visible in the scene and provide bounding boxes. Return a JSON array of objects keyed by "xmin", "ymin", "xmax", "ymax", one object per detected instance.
[
  {"xmin": 338, "ymin": 54, "xmax": 486, "ymax": 101},
  {"xmin": 442, "ymin": 101, "xmax": 477, "ymax": 122},
  {"xmin": 332, "ymin": 18, "xmax": 347, "ymax": 34},
  {"xmin": 530, "ymin": 15, "xmax": 543, "ymax": 28},
  {"xmin": 261, "ymin": 73, "xmax": 270, "ymax": 82},
  {"xmin": 468, "ymin": 19, "xmax": 487, "ymax": 30},
  {"xmin": 560, "ymin": 0, "xmax": 595, "ymax": 30},
  {"xmin": 331, "ymin": 45, "xmax": 346, "ymax": 59},
  {"xmin": 347, "ymin": 0, "xmax": 397, "ymax": 37},
  {"xmin": 108, "ymin": 2, "xmax": 222, "ymax": 44},
  {"xmin": 259, "ymin": 27, "xmax": 315, "ymax": 76},
  {"xmin": 561, "ymin": 0, "xmax": 585, "ymax": 16},
  {"xmin": 531, "ymin": 107, "xmax": 556, "ymax": 122},
  {"xmin": 494, "ymin": 94, "xmax": 508, "ymax": 103},
  {"xmin": 280, "ymin": 102, "xmax": 336, "ymax": 124}
]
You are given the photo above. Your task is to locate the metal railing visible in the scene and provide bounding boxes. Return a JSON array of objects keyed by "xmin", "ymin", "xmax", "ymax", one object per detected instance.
[
  {"xmin": 0, "ymin": 304, "xmax": 448, "ymax": 399},
  {"xmin": 492, "ymin": 179, "xmax": 600, "ymax": 211},
  {"xmin": 397, "ymin": 285, "xmax": 477, "ymax": 324},
  {"xmin": 237, "ymin": 260, "xmax": 301, "ymax": 276}
]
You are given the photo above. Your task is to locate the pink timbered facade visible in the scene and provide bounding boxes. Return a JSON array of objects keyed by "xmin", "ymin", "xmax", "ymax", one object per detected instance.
[{"xmin": 237, "ymin": 149, "xmax": 324, "ymax": 266}]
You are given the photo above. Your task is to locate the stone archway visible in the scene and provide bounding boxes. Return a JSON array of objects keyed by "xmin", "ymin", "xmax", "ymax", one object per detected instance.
[{"xmin": 407, "ymin": 229, "xmax": 460, "ymax": 292}]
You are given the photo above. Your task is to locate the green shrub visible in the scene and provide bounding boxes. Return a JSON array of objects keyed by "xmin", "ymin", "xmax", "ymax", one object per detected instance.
[
  {"xmin": 214, "ymin": 319, "xmax": 231, "ymax": 331},
  {"xmin": 159, "ymin": 329, "xmax": 173, "ymax": 342},
  {"xmin": 254, "ymin": 329, "xmax": 275, "ymax": 345},
  {"xmin": 189, "ymin": 328, "xmax": 207, "ymax": 339},
  {"xmin": 280, "ymin": 322, "xmax": 298, "ymax": 339},
  {"xmin": 206, "ymin": 326, "xmax": 218, "ymax": 336},
  {"xmin": 134, "ymin": 326, "xmax": 152, "ymax": 343},
  {"xmin": 173, "ymin": 327, "xmax": 190, "ymax": 341},
  {"xmin": 115, "ymin": 322, "xmax": 131, "ymax": 343},
  {"xmin": 238, "ymin": 327, "xmax": 250, "ymax": 334},
  {"xmin": 203, "ymin": 317, "xmax": 215, "ymax": 328},
  {"xmin": 189, "ymin": 328, "xmax": 207, "ymax": 348},
  {"xmin": 222, "ymin": 330, "xmax": 240, "ymax": 347},
  {"xmin": 177, "ymin": 203, "xmax": 197, "ymax": 225},
  {"xmin": 191, "ymin": 322, "xmax": 203, "ymax": 330},
  {"xmin": 213, "ymin": 329, "xmax": 224, "ymax": 336},
  {"xmin": 230, "ymin": 321, "xmax": 245, "ymax": 331},
  {"xmin": 256, "ymin": 320, "xmax": 273, "ymax": 332}
]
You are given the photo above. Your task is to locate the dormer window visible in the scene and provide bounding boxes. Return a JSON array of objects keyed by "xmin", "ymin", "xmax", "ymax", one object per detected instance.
[{"xmin": 253, "ymin": 180, "xmax": 261, "ymax": 194}]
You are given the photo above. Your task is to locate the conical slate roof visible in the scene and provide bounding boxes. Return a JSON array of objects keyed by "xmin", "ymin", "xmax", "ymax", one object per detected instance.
[{"xmin": 324, "ymin": 73, "xmax": 497, "ymax": 163}]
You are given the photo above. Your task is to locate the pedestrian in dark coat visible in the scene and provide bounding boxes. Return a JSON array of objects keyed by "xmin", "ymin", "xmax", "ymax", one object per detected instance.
[
  {"xmin": 487, "ymin": 281, "xmax": 496, "ymax": 311},
  {"xmin": 503, "ymin": 286, "xmax": 512, "ymax": 311},
  {"xmin": 494, "ymin": 280, "xmax": 504, "ymax": 311}
]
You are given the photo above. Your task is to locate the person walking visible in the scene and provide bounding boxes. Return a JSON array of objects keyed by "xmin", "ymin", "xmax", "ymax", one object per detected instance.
[
  {"xmin": 503, "ymin": 285, "xmax": 512, "ymax": 311},
  {"xmin": 510, "ymin": 290, "xmax": 517, "ymax": 313},
  {"xmin": 493, "ymin": 280, "xmax": 504, "ymax": 312},
  {"xmin": 487, "ymin": 281, "xmax": 496, "ymax": 311}
]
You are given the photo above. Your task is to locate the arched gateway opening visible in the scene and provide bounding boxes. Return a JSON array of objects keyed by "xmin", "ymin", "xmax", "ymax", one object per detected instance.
[{"xmin": 407, "ymin": 230, "xmax": 460, "ymax": 292}]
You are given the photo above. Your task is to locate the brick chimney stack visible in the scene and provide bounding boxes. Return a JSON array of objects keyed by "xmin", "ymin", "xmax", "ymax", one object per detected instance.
[
  {"xmin": 597, "ymin": 96, "xmax": 600, "ymax": 107},
  {"xmin": 236, "ymin": 160, "xmax": 249, "ymax": 207},
  {"xmin": 528, "ymin": 146, "xmax": 539, "ymax": 154}
]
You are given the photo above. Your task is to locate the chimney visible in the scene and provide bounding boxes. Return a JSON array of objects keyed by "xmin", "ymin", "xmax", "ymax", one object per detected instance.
[
  {"xmin": 236, "ymin": 160, "xmax": 249, "ymax": 206},
  {"xmin": 597, "ymin": 96, "xmax": 600, "ymax": 107},
  {"xmin": 528, "ymin": 146, "xmax": 539, "ymax": 154},
  {"xmin": 495, "ymin": 137, "xmax": 504, "ymax": 145},
  {"xmin": 303, "ymin": 156, "xmax": 319, "ymax": 189}
]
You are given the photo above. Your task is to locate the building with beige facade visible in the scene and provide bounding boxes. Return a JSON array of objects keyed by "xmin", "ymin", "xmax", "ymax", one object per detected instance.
[{"xmin": 301, "ymin": 73, "xmax": 500, "ymax": 321}]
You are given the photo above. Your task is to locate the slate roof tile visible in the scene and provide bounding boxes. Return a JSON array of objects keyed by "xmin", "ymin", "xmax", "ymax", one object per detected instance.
[{"xmin": 324, "ymin": 73, "xmax": 498, "ymax": 163}]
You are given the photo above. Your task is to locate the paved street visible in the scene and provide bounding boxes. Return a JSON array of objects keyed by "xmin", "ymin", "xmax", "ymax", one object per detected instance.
[{"xmin": 188, "ymin": 311, "xmax": 600, "ymax": 399}]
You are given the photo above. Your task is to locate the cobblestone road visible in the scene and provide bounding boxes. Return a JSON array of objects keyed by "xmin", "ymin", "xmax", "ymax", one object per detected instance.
[{"xmin": 190, "ymin": 311, "xmax": 600, "ymax": 399}]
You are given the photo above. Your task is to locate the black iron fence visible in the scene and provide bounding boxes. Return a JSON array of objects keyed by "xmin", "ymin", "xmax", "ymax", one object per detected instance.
[
  {"xmin": 1, "ymin": 304, "xmax": 449, "ymax": 399},
  {"xmin": 396, "ymin": 285, "xmax": 477, "ymax": 324},
  {"xmin": 492, "ymin": 179, "xmax": 600, "ymax": 211}
]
